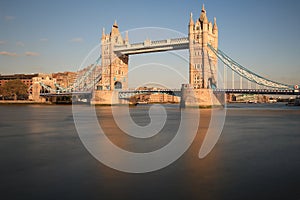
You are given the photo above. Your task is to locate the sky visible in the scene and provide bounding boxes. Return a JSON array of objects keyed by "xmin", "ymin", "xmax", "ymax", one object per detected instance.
[{"xmin": 0, "ymin": 0, "xmax": 300, "ymax": 88}]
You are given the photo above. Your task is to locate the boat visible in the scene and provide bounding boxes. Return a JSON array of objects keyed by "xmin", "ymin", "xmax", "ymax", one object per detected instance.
[
  {"xmin": 136, "ymin": 101, "xmax": 148, "ymax": 105},
  {"xmin": 286, "ymin": 96, "xmax": 300, "ymax": 106}
]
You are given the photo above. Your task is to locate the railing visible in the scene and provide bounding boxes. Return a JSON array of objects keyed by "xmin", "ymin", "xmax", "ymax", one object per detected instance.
[{"xmin": 214, "ymin": 88, "xmax": 298, "ymax": 95}]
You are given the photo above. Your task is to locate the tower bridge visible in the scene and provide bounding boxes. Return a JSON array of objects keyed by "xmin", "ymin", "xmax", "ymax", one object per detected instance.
[{"xmin": 32, "ymin": 4, "xmax": 299, "ymax": 105}]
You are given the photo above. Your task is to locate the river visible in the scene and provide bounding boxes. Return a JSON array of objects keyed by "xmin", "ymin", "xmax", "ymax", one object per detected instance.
[{"xmin": 0, "ymin": 103, "xmax": 299, "ymax": 200}]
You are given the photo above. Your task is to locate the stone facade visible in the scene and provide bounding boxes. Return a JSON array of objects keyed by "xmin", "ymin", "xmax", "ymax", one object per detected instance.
[
  {"xmin": 148, "ymin": 93, "xmax": 180, "ymax": 103},
  {"xmin": 181, "ymin": 5, "xmax": 222, "ymax": 107},
  {"xmin": 99, "ymin": 21, "xmax": 129, "ymax": 91},
  {"xmin": 180, "ymin": 84, "xmax": 221, "ymax": 107},
  {"xmin": 91, "ymin": 21, "xmax": 129, "ymax": 105},
  {"xmin": 0, "ymin": 73, "xmax": 39, "ymax": 96},
  {"xmin": 52, "ymin": 71, "xmax": 77, "ymax": 89},
  {"xmin": 188, "ymin": 5, "xmax": 218, "ymax": 89},
  {"xmin": 31, "ymin": 74, "xmax": 57, "ymax": 102}
]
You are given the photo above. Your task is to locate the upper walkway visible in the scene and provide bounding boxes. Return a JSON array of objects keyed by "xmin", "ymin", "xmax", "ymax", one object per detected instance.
[{"xmin": 113, "ymin": 37, "xmax": 189, "ymax": 55}]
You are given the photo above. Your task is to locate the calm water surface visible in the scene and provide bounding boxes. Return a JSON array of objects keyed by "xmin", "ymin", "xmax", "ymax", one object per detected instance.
[{"xmin": 0, "ymin": 103, "xmax": 299, "ymax": 200}]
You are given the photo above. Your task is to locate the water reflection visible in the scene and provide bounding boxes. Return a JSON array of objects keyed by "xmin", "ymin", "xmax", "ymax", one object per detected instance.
[
  {"xmin": 0, "ymin": 104, "xmax": 299, "ymax": 199},
  {"xmin": 96, "ymin": 105, "xmax": 182, "ymax": 153}
]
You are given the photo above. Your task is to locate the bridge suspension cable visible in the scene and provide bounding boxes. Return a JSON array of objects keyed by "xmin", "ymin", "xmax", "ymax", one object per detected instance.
[
  {"xmin": 70, "ymin": 55, "xmax": 102, "ymax": 92},
  {"xmin": 208, "ymin": 44, "xmax": 293, "ymax": 90},
  {"xmin": 37, "ymin": 55, "xmax": 102, "ymax": 94}
]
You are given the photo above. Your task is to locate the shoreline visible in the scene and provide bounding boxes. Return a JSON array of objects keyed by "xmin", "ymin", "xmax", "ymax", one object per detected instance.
[{"xmin": 0, "ymin": 100, "xmax": 51, "ymax": 104}]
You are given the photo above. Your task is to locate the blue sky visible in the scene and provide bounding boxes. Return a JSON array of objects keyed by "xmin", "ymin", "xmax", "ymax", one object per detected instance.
[{"xmin": 0, "ymin": 0, "xmax": 299, "ymax": 88}]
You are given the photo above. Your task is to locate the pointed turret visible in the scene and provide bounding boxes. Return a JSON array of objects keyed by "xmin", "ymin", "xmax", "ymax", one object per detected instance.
[
  {"xmin": 200, "ymin": 4, "xmax": 208, "ymax": 47},
  {"xmin": 113, "ymin": 20, "xmax": 118, "ymax": 28},
  {"xmin": 125, "ymin": 31, "xmax": 129, "ymax": 44},
  {"xmin": 111, "ymin": 20, "xmax": 120, "ymax": 36},
  {"xmin": 213, "ymin": 17, "xmax": 218, "ymax": 31},
  {"xmin": 189, "ymin": 12, "xmax": 194, "ymax": 36},
  {"xmin": 189, "ymin": 12, "xmax": 194, "ymax": 25},
  {"xmin": 212, "ymin": 17, "xmax": 218, "ymax": 48},
  {"xmin": 102, "ymin": 27, "xmax": 105, "ymax": 39},
  {"xmin": 199, "ymin": 4, "xmax": 207, "ymax": 23}
]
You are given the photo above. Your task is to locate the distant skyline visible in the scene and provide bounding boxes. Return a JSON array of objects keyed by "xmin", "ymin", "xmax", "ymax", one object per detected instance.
[{"xmin": 1, "ymin": 0, "xmax": 300, "ymax": 88}]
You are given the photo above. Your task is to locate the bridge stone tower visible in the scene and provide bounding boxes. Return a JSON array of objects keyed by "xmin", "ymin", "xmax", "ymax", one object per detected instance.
[
  {"xmin": 188, "ymin": 4, "xmax": 218, "ymax": 89},
  {"xmin": 99, "ymin": 21, "xmax": 129, "ymax": 91},
  {"xmin": 181, "ymin": 5, "xmax": 221, "ymax": 107},
  {"xmin": 92, "ymin": 21, "xmax": 129, "ymax": 104}
]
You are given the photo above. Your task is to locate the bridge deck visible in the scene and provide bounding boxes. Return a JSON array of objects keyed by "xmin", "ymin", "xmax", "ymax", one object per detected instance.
[
  {"xmin": 113, "ymin": 37, "xmax": 189, "ymax": 55},
  {"xmin": 40, "ymin": 92, "xmax": 92, "ymax": 97},
  {"xmin": 214, "ymin": 89, "xmax": 299, "ymax": 95},
  {"xmin": 40, "ymin": 89, "xmax": 299, "ymax": 98}
]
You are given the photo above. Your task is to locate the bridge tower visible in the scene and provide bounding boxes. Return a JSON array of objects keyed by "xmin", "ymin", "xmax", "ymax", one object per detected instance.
[
  {"xmin": 98, "ymin": 21, "xmax": 129, "ymax": 91},
  {"xmin": 188, "ymin": 4, "xmax": 218, "ymax": 89},
  {"xmin": 92, "ymin": 21, "xmax": 129, "ymax": 104},
  {"xmin": 181, "ymin": 5, "xmax": 221, "ymax": 107}
]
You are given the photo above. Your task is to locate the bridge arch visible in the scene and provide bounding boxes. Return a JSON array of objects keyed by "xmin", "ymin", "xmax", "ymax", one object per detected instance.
[{"xmin": 114, "ymin": 81, "xmax": 122, "ymax": 90}]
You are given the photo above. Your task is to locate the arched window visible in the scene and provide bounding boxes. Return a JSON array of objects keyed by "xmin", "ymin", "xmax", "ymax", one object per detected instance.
[{"xmin": 114, "ymin": 81, "xmax": 122, "ymax": 90}]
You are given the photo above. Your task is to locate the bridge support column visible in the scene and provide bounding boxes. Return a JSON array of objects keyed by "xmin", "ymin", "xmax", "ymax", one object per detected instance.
[
  {"xmin": 32, "ymin": 82, "xmax": 47, "ymax": 103},
  {"xmin": 91, "ymin": 90, "xmax": 129, "ymax": 105},
  {"xmin": 180, "ymin": 84, "xmax": 222, "ymax": 108}
]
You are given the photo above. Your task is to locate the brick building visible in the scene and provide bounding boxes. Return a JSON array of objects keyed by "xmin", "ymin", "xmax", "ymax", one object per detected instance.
[
  {"xmin": 0, "ymin": 73, "xmax": 39, "ymax": 95},
  {"xmin": 52, "ymin": 71, "xmax": 77, "ymax": 89}
]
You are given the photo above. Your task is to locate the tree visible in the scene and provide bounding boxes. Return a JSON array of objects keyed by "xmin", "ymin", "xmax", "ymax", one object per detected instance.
[{"xmin": 0, "ymin": 79, "xmax": 29, "ymax": 100}]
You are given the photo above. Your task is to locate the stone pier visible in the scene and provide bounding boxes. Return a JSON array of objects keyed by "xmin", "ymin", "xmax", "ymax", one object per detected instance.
[
  {"xmin": 180, "ymin": 84, "xmax": 222, "ymax": 108},
  {"xmin": 91, "ymin": 90, "xmax": 129, "ymax": 105}
]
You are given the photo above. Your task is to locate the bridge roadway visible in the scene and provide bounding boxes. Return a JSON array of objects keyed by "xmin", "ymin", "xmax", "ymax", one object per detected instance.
[
  {"xmin": 213, "ymin": 89, "xmax": 300, "ymax": 95},
  {"xmin": 40, "ymin": 91, "xmax": 92, "ymax": 97},
  {"xmin": 118, "ymin": 88, "xmax": 299, "ymax": 99},
  {"xmin": 39, "ymin": 89, "xmax": 299, "ymax": 99}
]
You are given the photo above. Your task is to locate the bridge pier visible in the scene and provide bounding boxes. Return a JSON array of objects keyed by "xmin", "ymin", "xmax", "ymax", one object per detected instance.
[
  {"xmin": 91, "ymin": 90, "xmax": 130, "ymax": 105},
  {"xmin": 180, "ymin": 84, "xmax": 222, "ymax": 108}
]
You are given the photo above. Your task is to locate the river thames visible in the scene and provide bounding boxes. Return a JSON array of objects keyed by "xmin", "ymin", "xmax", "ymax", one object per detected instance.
[{"xmin": 0, "ymin": 103, "xmax": 299, "ymax": 200}]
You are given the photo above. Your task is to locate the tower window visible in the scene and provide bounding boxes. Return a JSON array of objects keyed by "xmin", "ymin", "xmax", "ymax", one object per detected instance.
[
  {"xmin": 194, "ymin": 75, "xmax": 200, "ymax": 84},
  {"xmin": 194, "ymin": 64, "xmax": 200, "ymax": 69}
]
